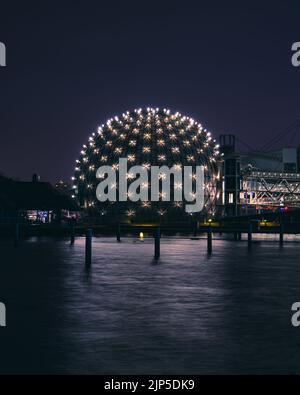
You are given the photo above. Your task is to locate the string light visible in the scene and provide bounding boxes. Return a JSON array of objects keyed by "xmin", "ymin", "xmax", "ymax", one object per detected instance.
[
  {"xmin": 158, "ymin": 154, "xmax": 166, "ymax": 161},
  {"xmin": 126, "ymin": 209, "xmax": 135, "ymax": 217},
  {"xmin": 174, "ymin": 201, "xmax": 182, "ymax": 208},
  {"xmin": 127, "ymin": 154, "xmax": 135, "ymax": 162},
  {"xmin": 126, "ymin": 172, "xmax": 134, "ymax": 180}
]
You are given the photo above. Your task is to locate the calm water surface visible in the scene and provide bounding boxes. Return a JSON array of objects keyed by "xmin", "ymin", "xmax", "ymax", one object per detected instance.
[{"xmin": 1, "ymin": 236, "xmax": 300, "ymax": 374}]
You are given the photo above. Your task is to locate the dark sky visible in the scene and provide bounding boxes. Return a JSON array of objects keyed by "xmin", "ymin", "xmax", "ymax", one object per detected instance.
[{"xmin": 1, "ymin": 0, "xmax": 300, "ymax": 183}]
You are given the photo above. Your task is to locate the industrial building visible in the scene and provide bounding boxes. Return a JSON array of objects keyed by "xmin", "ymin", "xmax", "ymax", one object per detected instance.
[{"xmin": 220, "ymin": 134, "xmax": 300, "ymax": 217}]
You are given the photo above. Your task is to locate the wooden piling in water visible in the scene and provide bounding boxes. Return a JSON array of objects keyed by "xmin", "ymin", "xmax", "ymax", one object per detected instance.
[
  {"xmin": 248, "ymin": 222, "xmax": 252, "ymax": 248},
  {"xmin": 116, "ymin": 222, "xmax": 121, "ymax": 242},
  {"xmin": 193, "ymin": 221, "xmax": 199, "ymax": 237},
  {"xmin": 85, "ymin": 228, "xmax": 92, "ymax": 265},
  {"xmin": 207, "ymin": 225, "xmax": 212, "ymax": 254},
  {"xmin": 154, "ymin": 228, "xmax": 160, "ymax": 259},
  {"xmin": 280, "ymin": 223, "xmax": 284, "ymax": 245},
  {"xmin": 70, "ymin": 224, "xmax": 75, "ymax": 244}
]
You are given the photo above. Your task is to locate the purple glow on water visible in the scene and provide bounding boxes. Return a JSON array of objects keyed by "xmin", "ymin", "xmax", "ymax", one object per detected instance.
[{"xmin": 0, "ymin": 237, "xmax": 300, "ymax": 374}]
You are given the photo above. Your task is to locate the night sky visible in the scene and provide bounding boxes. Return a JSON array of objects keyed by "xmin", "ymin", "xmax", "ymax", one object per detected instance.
[{"xmin": 1, "ymin": 1, "xmax": 300, "ymax": 183}]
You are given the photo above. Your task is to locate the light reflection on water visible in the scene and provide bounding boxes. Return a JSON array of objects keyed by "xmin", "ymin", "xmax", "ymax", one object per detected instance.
[{"xmin": 1, "ymin": 236, "xmax": 300, "ymax": 374}]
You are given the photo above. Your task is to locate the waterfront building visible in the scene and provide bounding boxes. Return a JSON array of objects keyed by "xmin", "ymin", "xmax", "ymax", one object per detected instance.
[{"xmin": 0, "ymin": 174, "xmax": 79, "ymax": 224}]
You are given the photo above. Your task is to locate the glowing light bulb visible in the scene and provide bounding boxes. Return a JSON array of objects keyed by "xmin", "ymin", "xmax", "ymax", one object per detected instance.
[{"xmin": 128, "ymin": 154, "xmax": 135, "ymax": 162}]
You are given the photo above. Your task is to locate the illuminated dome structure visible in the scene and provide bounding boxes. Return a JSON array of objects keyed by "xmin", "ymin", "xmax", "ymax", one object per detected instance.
[{"xmin": 73, "ymin": 108, "xmax": 221, "ymax": 222}]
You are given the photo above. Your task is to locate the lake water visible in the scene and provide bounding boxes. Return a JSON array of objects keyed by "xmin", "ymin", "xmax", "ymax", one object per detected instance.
[{"xmin": 1, "ymin": 236, "xmax": 300, "ymax": 375}]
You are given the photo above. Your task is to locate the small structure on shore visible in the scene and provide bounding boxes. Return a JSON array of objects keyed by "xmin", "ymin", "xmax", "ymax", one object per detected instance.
[{"xmin": 0, "ymin": 174, "xmax": 79, "ymax": 224}]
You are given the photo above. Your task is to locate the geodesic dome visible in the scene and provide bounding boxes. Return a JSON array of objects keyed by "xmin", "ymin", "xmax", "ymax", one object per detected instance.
[{"xmin": 73, "ymin": 108, "xmax": 221, "ymax": 222}]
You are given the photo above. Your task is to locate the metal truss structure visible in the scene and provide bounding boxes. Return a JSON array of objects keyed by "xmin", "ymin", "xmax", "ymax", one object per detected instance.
[{"xmin": 241, "ymin": 171, "xmax": 300, "ymax": 207}]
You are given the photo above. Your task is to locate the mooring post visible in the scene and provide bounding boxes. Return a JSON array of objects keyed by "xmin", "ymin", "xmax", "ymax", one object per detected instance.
[
  {"xmin": 116, "ymin": 222, "xmax": 121, "ymax": 242},
  {"xmin": 154, "ymin": 227, "xmax": 160, "ymax": 260},
  {"xmin": 207, "ymin": 225, "xmax": 212, "ymax": 255},
  {"xmin": 14, "ymin": 223, "xmax": 20, "ymax": 247},
  {"xmin": 85, "ymin": 228, "xmax": 92, "ymax": 265},
  {"xmin": 238, "ymin": 232, "xmax": 242, "ymax": 241},
  {"xmin": 248, "ymin": 222, "xmax": 252, "ymax": 248},
  {"xmin": 193, "ymin": 221, "xmax": 199, "ymax": 237},
  {"xmin": 280, "ymin": 222, "xmax": 284, "ymax": 245},
  {"xmin": 193, "ymin": 225, "xmax": 197, "ymax": 237},
  {"xmin": 234, "ymin": 232, "xmax": 238, "ymax": 241},
  {"xmin": 70, "ymin": 224, "xmax": 75, "ymax": 245}
]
